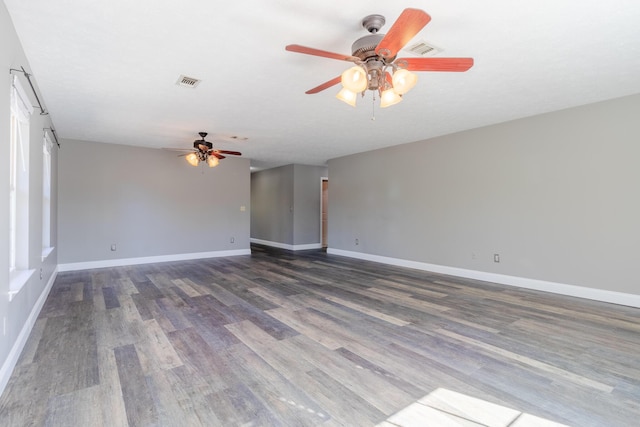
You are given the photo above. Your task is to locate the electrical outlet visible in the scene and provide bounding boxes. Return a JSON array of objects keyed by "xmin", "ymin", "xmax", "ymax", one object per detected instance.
[
  {"xmin": 40, "ymin": 268, "xmax": 43, "ymax": 280},
  {"xmin": 111, "ymin": 244, "xmax": 117, "ymax": 251},
  {"xmin": 355, "ymin": 238, "xmax": 359, "ymax": 245},
  {"xmin": 230, "ymin": 237, "xmax": 235, "ymax": 243},
  {"xmin": 494, "ymin": 253, "xmax": 500, "ymax": 263}
]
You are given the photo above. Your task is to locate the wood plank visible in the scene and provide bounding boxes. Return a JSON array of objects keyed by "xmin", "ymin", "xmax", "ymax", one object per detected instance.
[
  {"xmin": 114, "ymin": 343, "xmax": 158, "ymax": 426},
  {"xmin": 321, "ymin": 295, "xmax": 410, "ymax": 326},
  {"xmin": 302, "ymin": 368, "xmax": 386, "ymax": 425},
  {"xmin": 223, "ymin": 342, "xmax": 331, "ymax": 425},
  {"xmin": 97, "ymin": 346, "xmax": 129, "ymax": 427},
  {"xmin": 44, "ymin": 385, "xmax": 105, "ymax": 427},
  {"xmin": 436, "ymin": 328, "xmax": 614, "ymax": 392},
  {"xmin": 136, "ymin": 319, "xmax": 184, "ymax": 374},
  {"xmin": 266, "ymin": 307, "xmax": 344, "ymax": 350},
  {"xmin": 102, "ymin": 286, "xmax": 120, "ymax": 309},
  {"xmin": 171, "ymin": 278, "xmax": 202, "ymax": 297},
  {"xmin": 289, "ymin": 334, "xmax": 415, "ymax": 415}
]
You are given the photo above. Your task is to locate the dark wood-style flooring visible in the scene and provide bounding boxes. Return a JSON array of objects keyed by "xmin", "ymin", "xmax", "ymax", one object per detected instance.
[{"xmin": 1, "ymin": 245, "xmax": 639, "ymax": 426}]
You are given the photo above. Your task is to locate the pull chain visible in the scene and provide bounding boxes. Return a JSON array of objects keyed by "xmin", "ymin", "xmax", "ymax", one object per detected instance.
[{"xmin": 371, "ymin": 92, "xmax": 376, "ymax": 121}]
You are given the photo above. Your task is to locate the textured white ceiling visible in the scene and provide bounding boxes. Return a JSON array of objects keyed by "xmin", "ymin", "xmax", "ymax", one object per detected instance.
[{"xmin": 5, "ymin": 0, "xmax": 640, "ymax": 170}]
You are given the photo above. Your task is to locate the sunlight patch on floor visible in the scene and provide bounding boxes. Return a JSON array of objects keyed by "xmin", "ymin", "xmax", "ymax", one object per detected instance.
[{"xmin": 377, "ymin": 388, "xmax": 569, "ymax": 427}]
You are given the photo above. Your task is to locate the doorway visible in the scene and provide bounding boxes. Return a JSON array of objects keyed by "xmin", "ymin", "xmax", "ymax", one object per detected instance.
[{"xmin": 321, "ymin": 178, "xmax": 328, "ymax": 248}]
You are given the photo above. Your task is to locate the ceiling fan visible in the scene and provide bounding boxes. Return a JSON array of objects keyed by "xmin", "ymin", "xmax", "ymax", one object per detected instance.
[
  {"xmin": 285, "ymin": 8, "xmax": 473, "ymax": 108},
  {"xmin": 165, "ymin": 132, "xmax": 243, "ymax": 167}
]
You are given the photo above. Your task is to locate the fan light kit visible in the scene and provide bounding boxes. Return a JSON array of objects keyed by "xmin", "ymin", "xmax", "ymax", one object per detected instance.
[
  {"xmin": 164, "ymin": 132, "xmax": 242, "ymax": 168},
  {"xmin": 286, "ymin": 8, "xmax": 473, "ymax": 108}
]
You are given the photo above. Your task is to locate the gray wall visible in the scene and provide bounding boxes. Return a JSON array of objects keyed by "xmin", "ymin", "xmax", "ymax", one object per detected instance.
[
  {"xmin": 293, "ymin": 165, "xmax": 328, "ymax": 245},
  {"xmin": 328, "ymin": 94, "xmax": 640, "ymax": 295},
  {"xmin": 1, "ymin": 1, "xmax": 58, "ymax": 391},
  {"xmin": 251, "ymin": 164, "xmax": 327, "ymax": 246},
  {"xmin": 251, "ymin": 165, "xmax": 294, "ymax": 244},
  {"xmin": 58, "ymin": 139, "xmax": 250, "ymax": 263}
]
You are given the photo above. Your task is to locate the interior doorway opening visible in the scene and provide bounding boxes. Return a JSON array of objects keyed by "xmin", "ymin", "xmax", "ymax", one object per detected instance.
[{"xmin": 321, "ymin": 178, "xmax": 328, "ymax": 248}]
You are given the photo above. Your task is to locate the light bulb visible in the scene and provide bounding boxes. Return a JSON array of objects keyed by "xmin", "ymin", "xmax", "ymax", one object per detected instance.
[
  {"xmin": 185, "ymin": 152, "xmax": 199, "ymax": 167},
  {"xmin": 392, "ymin": 69, "xmax": 417, "ymax": 95},
  {"xmin": 207, "ymin": 156, "xmax": 219, "ymax": 167},
  {"xmin": 340, "ymin": 66, "xmax": 368, "ymax": 93},
  {"xmin": 380, "ymin": 88, "xmax": 402, "ymax": 108},
  {"xmin": 336, "ymin": 88, "xmax": 357, "ymax": 107}
]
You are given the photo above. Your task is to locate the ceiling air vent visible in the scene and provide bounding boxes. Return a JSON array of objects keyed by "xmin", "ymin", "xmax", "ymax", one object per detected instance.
[
  {"xmin": 404, "ymin": 40, "xmax": 443, "ymax": 57},
  {"xmin": 176, "ymin": 75, "xmax": 201, "ymax": 88}
]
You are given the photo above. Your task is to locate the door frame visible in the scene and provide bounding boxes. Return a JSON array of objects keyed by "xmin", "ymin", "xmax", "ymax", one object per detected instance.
[{"xmin": 320, "ymin": 177, "xmax": 328, "ymax": 248}]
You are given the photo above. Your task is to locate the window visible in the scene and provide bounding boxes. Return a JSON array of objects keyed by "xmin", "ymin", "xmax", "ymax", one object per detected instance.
[
  {"xmin": 9, "ymin": 75, "xmax": 33, "ymax": 277},
  {"xmin": 42, "ymin": 131, "xmax": 53, "ymax": 254}
]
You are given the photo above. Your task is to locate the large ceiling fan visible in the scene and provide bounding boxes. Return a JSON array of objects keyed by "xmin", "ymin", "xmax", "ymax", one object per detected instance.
[
  {"xmin": 165, "ymin": 132, "xmax": 243, "ymax": 167},
  {"xmin": 286, "ymin": 8, "xmax": 473, "ymax": 108}
]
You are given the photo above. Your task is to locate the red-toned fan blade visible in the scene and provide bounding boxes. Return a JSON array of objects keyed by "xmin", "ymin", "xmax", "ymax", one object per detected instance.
[
  {"xmin": 380, "ymin": 71, "xmax": 393, "ymax": 90},
  {"xmin": 305, "ymin": 76, "xmax": 342, "ymax": 94},
  {"xmin": 210, "ymin": 152, "xmax": 225, "ymax": 160},
  {"xmin": 396, "ymin": 57, "xmax": 474, "ymax": 72},
  {"xmin": 286, "ymin": 44, "xmax": 359, "ymax": 62},
  {"xmin": 215, "ymin": 150, "xmax": 242, "ymax": 156},
  {"xmin": 375, "ymin": 8, "xmax": 431, "ymax": 59}
]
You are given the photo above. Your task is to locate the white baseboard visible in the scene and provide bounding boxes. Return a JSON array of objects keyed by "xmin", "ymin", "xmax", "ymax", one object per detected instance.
[
  {"xmin": 0, "ymin": 267, "xmax": 58, "ymax": 397},
  {"xmin": 250, "ymin": 238, "xmax": 322, "ymax": 251},
  {"xmin": 327, "ymin": 248, "xmax": 640, "ymax": 308},
  {"xmin": 58, "ymin": 249, "xmax": 252, "ymax": 272}
]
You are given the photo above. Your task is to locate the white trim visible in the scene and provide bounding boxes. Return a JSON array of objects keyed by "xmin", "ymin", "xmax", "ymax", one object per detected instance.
[
  {"xmin": 41, "ymin": 246, "xmax": 55, "ymax": 262},
  {"xmin": 320, "ymin": 176, "xmax": 328, "ymax": 248},
  {"xmin": 1, "ymin": 267, "xmax": 58, "ymax": 397},
  {"xmin": 327, "ymin": 248, "xmax": 640, "ymax": 308},
  {"xmin": 58, "ymin": 249, "xmax": 251, "ymax": 272},
  {"xmin": 250, "ymin": 238, "xmax": 322, "ymax": 251},
  {"xmin": 8, "ymin": 269, "xmax": 36, "ymax": 302}
]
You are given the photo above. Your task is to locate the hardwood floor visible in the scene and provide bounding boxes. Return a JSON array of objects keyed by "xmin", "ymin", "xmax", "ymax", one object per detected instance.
[{"xmin": 1, "ymin": 245, "xmax": 639, "ymax": 426}]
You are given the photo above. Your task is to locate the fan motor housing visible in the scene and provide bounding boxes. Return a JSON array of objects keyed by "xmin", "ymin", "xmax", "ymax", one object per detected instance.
[
  {"xmin": 351, "ymin": 34, "xmax": 387, "ymax": 61},
  {"xmin": 194, "ymin": 140, "xmax": 212, "ymax": 151}
]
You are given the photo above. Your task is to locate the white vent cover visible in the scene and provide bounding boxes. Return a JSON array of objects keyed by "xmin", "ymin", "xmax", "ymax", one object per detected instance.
[
  {"xmin": 404, "ymin": 40, "xmax": 443, "ymax": 57},
  {"xmin": 176, "ymin": 75, "xmax": 201, "ymax": 88}
]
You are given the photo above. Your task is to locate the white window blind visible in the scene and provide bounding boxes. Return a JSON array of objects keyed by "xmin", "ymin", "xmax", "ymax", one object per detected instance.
[
  {"xmin": 9, "ymin": 75, "xmax": 33, "ymax": 273},
  {"xmin": 43, "ymin": 131, "xmax": 53, "ymax": 251}
]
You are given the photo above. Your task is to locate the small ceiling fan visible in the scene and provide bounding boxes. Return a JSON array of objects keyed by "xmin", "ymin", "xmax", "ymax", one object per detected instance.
[
  {"xmin": 165, "ymin": 132, "xmax": 243, "ymax": 167},
  {"xmin": 285, "ymin": 8, "xmax": 473, "ymax": 108}
]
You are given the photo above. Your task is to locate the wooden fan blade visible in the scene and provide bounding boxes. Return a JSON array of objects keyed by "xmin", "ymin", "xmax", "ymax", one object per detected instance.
[
  {"xmin": 375, "ymin": 8, "xmax": 431, "ymax": 59},
  {"xmin": 214, "ymin": 150, "xmax": 242, "ymax": 156},
  {"xmin": 306, "ymin": 76, "xmax": 342, "ymax": 94},
  {"xmin": 286, "ymin": 44, "xmax": 359, "ymax": 62},
  {"xmin": 396, "ymin": 57, "xmax": 474, "ymax": 72},
  {"xmin": 385, "ymin": 71, "xmax": 393, "ymax": 86},
  {"xmin": 211, "ymin": 152, "xmax": 225, "ymax": 160}
]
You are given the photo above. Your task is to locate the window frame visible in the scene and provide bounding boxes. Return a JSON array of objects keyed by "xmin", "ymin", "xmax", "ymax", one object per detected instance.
[
  {"xmin": 9, "ymin": 75, "xmax": 35, "ymax": 294},
  {"xmin": 42, "ymin": 130, "xmax": 53, "ymax": 258}
]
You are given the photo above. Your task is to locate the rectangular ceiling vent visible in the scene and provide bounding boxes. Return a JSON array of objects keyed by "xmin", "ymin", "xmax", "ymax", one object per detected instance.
[
  {"xmin": 176, "ymin": 75, "xmax": 201, "ymax": 88},
  {"xmin": 404, "ymin": 40, "xmax": 443, "ymax": 57}
]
